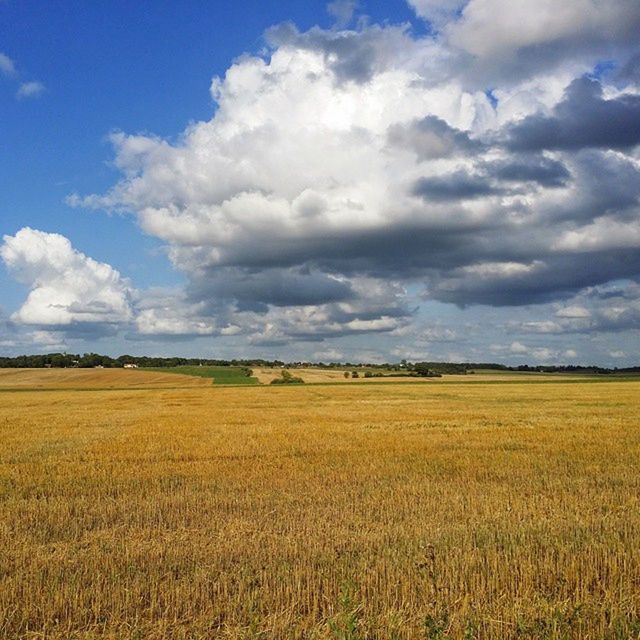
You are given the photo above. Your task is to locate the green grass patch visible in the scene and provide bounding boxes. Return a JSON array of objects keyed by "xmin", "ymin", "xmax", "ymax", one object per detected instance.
[{"xmin": 142, "ymin": 366, "xmax": 258, "ymax": 385}]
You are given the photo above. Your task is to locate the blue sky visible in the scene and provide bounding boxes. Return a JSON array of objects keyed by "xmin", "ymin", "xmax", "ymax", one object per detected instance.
[{"xmin": 1, "ymin": 0, "xmax": 639, "ymax": 364}]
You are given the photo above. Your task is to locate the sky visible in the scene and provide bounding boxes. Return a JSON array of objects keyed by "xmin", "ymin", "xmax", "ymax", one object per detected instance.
[{"xmin": 1, "ymin": 0, "xmax": 639, "ymax": 365}]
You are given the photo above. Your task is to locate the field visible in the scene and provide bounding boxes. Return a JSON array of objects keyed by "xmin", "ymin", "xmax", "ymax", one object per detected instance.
[
  {"xmin": 1, "ymin": 372, "xmax": 639, "ymax": 639},
  {"xmin": 141, "ymin": 366, "xmax": 258, "ymax": 385},
  {"xmin": 0, "ymin": 367, "xmax": 212, "ymax": 390}
]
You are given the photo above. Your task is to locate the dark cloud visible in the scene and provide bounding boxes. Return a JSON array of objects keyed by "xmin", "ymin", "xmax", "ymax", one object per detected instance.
[
  {"xmin": 507, "ymin": 77, "xmax": 640, "ymax": 152},
  {"xmin": 187, "ymin": 266, "xmax": 354, "ymax": 308},
  {"xmin": 427, "ymin": 250, "xmax": 640, "ymax": 306},
  {"xmin": 413, "ymin": 171, "xmax": 504, "ymax": 201},
  {"xmin": 539, "ymin": 150, "xmax": 640, "ymax": 223},
  {"xmin": 487, "ymin": 155, "xmax": 570, "ymax": 188}
]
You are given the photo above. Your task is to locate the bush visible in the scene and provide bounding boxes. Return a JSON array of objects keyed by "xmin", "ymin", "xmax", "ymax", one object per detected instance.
[{"xmin": 270, "ymin": 370, "xmax": 305, "ymax": 384}]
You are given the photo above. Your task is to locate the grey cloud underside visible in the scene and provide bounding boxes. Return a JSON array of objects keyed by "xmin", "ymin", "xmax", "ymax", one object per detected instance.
[
  {"xmin": 187, "ymin": 267, "xmax": 355, "ymax": 309},
  {"xmin": 429, "ymin": 250, "xmax": 640, "ymax": 307},
  {"xmin": 506, "ymin": 78, "xmax": 640, "ymax": 152},
  {"xmin": 413, "ymin": 172, "xmax": 504, "ymax": 201},
  {"xmin": 485, "ymin": 156, "xmax": 570, "ymax": 188}
]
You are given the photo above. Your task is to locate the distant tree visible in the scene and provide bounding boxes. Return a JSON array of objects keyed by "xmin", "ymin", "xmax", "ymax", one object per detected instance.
[
  {"xmin": 343, "ymin": 371, "xmax": 350, "ymax": 379},
  {"xmin": 270, "ymin": 370, "xmax": 304, "ymax": 384},
  {"xmin": 413, "ymin": 363, "xmax": 442, "ymax": 377},
  {"xmin": 351, "ymin": 371, "xmax": 359, "ymax": 378}
]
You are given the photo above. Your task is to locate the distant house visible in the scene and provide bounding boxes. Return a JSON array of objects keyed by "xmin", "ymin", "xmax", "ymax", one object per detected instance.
[{"xmin": 123, "ymin": 363, "xmax": 138, "ymax": 369}]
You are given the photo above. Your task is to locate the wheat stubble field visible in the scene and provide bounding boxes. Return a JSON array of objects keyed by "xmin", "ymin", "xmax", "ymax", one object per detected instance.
[{"xmin": 1, "ymin": 372, "xmax": 639, "ymax": 639}]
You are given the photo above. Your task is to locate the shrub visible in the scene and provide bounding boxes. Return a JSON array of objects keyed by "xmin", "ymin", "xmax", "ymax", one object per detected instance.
[{"xmin": 270, "ymin": 370, "xmax": 305, "ymax": 384}]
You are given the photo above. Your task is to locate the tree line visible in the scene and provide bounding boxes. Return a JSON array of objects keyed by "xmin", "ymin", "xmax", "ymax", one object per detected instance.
[{"xmin": 0, "ymin": 352, "xmax": 637, "ymax": 374}]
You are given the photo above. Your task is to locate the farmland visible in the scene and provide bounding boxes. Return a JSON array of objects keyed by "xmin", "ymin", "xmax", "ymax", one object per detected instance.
[
  {"xmin": 0, "ymin": 372, "xmax": 639, "ymax": 639},
  {"xmin": 141, "ymin": 366, "xmax": 258, "ymax": 385}
]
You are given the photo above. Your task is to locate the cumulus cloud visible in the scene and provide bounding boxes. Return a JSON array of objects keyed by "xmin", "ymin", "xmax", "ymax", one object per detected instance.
[
  {"xmin": 55, "ymin": 3, "xmax": 640, "ymax": 357},
  {"xmin": 1, "ymin": 228, "xmax": 132, "ymax": 333}
]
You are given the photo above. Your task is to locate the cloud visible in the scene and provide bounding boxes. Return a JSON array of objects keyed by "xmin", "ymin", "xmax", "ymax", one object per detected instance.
[
  {"xmin": 1, "ymin": 228, "xmax": 132, "ymax": 333},
  {"xmin": 187, "ymin": 267, "xmax": 355, "ymax": 309},
  {"xmin": 506, "ymin": 281, "xmax": 640, "ymax": 335},
  {"xmin": 413, "ymin": 171, "xmax": 504, "ymax": 201},
  {"xmin": 407, "ymin": 1, "xmax": 467, "ymax": 29},
  {"xmin": 510, "ymin": 341, "xmax": 528, "ymax": 354},
  {"xmin": 556, "ymin": 305, "xmax": 591, "ymax": 318},
  {"xmin": 0, "ymin": 53, "xmax": 46, "ymax": 98},
  {"xmin": 387, "ymin": 116, "xmax": 483, "ymax": 160},
  {"xmin": 486, "ymin": 155, "xmax": 571, "ymax": 188},
  {"xmin": 446, "ymin": 0, "xmax": 640, "ymax": 56},
  {"xmin": 16, "ymin": 81, "xmax": 45, "ymax": 99},
  {"xmin": 63, "ymin": 11, "xmax": 640, "ymax": 349},
  {"xmin": 327, "ymin": 0, "xmax": 358, "ymax": 28},
  {"xmin": 440, "ymin": 0, "xmax": 640, "ymax": 86},
  {"xmin": 506, "ymin": 77, "xmax": 640, "ymax": 152},
  {"xmin": 0, "ymin": 51, "xmax": 15, "ymax": 76},
  {"xmin": 313, "ymin": 348, "xmax": 344, "ymax": 361}
]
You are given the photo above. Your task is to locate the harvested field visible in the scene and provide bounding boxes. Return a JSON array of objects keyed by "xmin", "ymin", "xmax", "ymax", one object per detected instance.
[
  {"xmin": 1, "ymin": 377, "xmax": 639, "ymax": 638},
  {"xmin": 0, "ymin": 368, "xmax": 212, "ymax": 390}
]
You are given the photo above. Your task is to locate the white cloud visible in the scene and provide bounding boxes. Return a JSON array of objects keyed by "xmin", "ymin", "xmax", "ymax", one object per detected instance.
[
  {"xmin": 510, "ymin": 341, "xmax": 528, "ymax": 354},
  {"xmin": 327, "ymin": 0, "xmax": 358, "ymax": 28},
  {"xmin": 0, "ymin": 51, "xmax": 15, "ymax": 76},
  {"xmin": 445, "ymin": 0, "xmax": 640, "ymax": 59},
  {"xmin": 0, "ymin": 228, "xmax": 132, "ymax": 329},
  {"xmin": 407, "ymin": 0, "xmax": 467, "ymax": 28},
  {"xmin": 556, "ymin": 305, "xmax": 591, "ymax": 318},
  {"xmin": 313, "ymin": 348, "xmax": 344, "ymax": 361},
  {"xmin": 16, "ymin": 81, "xmax": 45, "ymax": 99}
]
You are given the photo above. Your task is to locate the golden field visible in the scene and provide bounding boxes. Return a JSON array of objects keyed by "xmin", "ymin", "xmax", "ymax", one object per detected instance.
[
  {"xmin": 1, "ymin": 372, "xmax": 639, "ymax": 639},
  {"xmin": 0, "ymin": 368, "xmax": 211, "ymax": 390}
]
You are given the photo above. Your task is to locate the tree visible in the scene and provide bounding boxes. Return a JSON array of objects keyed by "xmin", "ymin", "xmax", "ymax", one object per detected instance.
[
  {"xmin": 270, "ymin": 370, "xmax": 305, "ymax": 384},
  {"xmin": 413, "ymin": 363, "xmax": 442, "ymax": 377}
]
